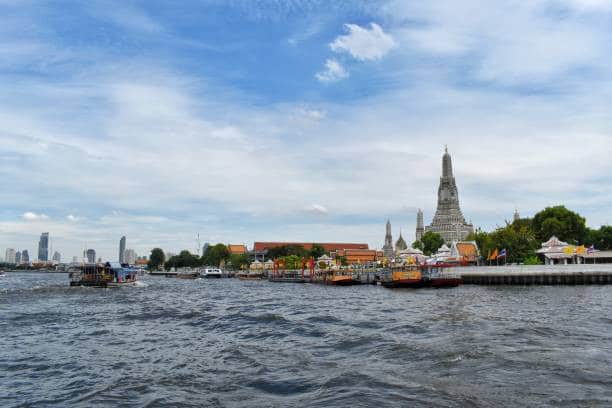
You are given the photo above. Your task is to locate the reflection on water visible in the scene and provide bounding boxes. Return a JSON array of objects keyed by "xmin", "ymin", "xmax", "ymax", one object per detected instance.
[{"xmin": 1, "ymin": 273, "xmax": 611, "ymax": 407}]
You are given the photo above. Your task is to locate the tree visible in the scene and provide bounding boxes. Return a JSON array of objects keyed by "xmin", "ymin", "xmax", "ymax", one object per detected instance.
[
  {"xmin": 411, "ymin": 240, "xmax": 424, "ymax": 251},
  {"xmin": 585, "ymin": 225, "xmax": 612, "ymax": 250},
  {"xmin": 228, "ymin": 253, "xmax": 250, "ymax": 270},
  {"xmin": 532, "ymin": 206, "xmax": 587, "ymax": 244},
  {"xmin": 419, "ymin": 231, "xmax": 444, "ymax": 256},
  {"xmin": 148, "ymin": 248, "xmax": 165, "ymax": 270},
  {"xmin": 465, "ymin": 228, "xmax": 493, "ymax": 260},
  {"xmin": 266, "ymin": 245, "xmax": 309, "ymax": 260},
  {"xmin": 202, "ymin": 243, "xmax": 230, "ymax": 267},
  {"xmin": 488, "ymin": 222, "xmax": 539, "ymax": 264},
  {"xmin": 309, "ymin": 244, "xmax": 326, "ymax": 259}
]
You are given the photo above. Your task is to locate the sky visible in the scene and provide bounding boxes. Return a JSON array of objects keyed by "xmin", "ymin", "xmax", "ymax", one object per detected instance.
[{"xmin": 2, "ymin": 0, "xmax": 612, "ymax": 261}]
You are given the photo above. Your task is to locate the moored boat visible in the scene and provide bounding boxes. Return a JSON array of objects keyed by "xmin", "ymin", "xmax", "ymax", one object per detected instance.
[
  {"xmin": 421, "ymin": 264, "xmax": 462, "ymax": 288},
  {"xmin": 201, "ymin": 267, "xmax": 223, "ymax": 278},
  {"xmin": 381, "ymin": 265, "xmax": 423, "ymax": 288}
]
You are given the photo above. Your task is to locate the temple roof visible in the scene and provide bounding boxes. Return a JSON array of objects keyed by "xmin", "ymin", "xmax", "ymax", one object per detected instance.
[{"xmin": 395, "ymin": 231, "xmax": 408, "ymax": 251}]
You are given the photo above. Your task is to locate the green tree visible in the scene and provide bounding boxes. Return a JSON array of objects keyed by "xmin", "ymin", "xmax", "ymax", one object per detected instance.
[
  {"xmin": 148, "ymin": 248, "xmax": 165, "ymax": 270},
  {"xmin": 532, "ymin": 205, "xmax": 587, "ymax": 244},
  {"xmin": 309, "ymin": 244, "xmax": 326, "ymax": 259},
  {"xmin": 488, "ymin": 222, "xmax": 539, "ymax": 264},
  {"xmin": 411, "ymin": 240, "xmax": 424, "ymax": 251},
  {"xmin": 202, "ymin": 243, "xmax": 230, "ymax": 267},
  {"xmin": 465, "ymin": 228, "xmax": 493, "ymax": 260},
  {"xmin": 266, "ymin": 245, "xmax": 309, "ymax": 259},
  {"xmin": 523, "ymin": 255, "xmax": 543, "ymax": 265},
  {"xmin": 419, "ymin": 231, "xmax": 444, "ymax": 256},
  {"xmin": 229, "ymin": 253, "xmax": 250, "ymax": 270},
  {"xmin": 585, "ymin": 225, "xmax": 612, "ymax": 250}
]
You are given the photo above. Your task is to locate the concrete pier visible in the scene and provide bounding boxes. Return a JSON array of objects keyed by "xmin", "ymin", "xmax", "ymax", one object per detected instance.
[{"xmin": 452, "ymin": 265, "xmax": 612, "ymax": 285}]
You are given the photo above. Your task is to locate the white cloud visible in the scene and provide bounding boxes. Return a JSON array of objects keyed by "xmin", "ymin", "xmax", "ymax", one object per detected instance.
[
  {"xmin": 316, "ymin": 58, "xmax": 349, "ymax": 82},
  {"xmin": 66, "ymin": 214, "xmax": 80, "ymax": 222},
  {"xmin": 330, "ymin": 23, "xmax": 396, "ymax": 61},
  {"xmin": 22, "ymin": 212, "xmax": 49, "ymax": 221},
  {"xmin": 303, "ymin": 204, "xmax": 329, "ymax": 216}
]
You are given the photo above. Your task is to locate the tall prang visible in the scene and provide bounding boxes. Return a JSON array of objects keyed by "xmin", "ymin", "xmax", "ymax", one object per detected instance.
[
  {"xmin": 382, "ymin": 219, "xmax": 394, "ymax": 258},
  {"xmin": 419, "ymin": 146, "xmax": 473, "ymax": 244},
  {"xmin": 415, "ymin": 209, "xmax": 424, "ymax": 242}
]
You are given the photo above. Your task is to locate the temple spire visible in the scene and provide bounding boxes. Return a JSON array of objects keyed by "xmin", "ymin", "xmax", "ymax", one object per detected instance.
[{"xmin": 442, "ymin": 146, "xmax": 453, "ymax": 178}]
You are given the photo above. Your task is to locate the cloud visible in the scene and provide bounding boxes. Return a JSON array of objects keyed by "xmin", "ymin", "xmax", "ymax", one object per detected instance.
[
  {"xmin": 316, "ymin": 58, "xmax": 349, "ymax": 82},
  {"xmin": 330, "ymin": 23, "xmax": 396, "ymax": 61},
  {"xmin": 22, "ymin": 212, "xmax": 49, "ymax": 221},
  {"xmin": 66, "ymin": 214, "xmax": 80, "ymax": 222},
  {"xmin": 303, "ymin": 204, "xmax": 329, "ymax": 216}
]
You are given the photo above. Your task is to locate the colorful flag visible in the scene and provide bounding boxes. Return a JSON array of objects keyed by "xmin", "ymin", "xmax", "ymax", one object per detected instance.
[
  {"xmin": 563, "ymin": 245, "xmax": 575, "ymax": 255},
  {"xmin": 497, "ymin": 249, "xmax": 507, "ymax": 258},
  {"xmin": 489, "ymin": 249, "xmax": 498, "ymax": 260},
  {"xmin": 576, "ymin": 245, "xmax": 586, "ymax": 255},
  {"xmin": 587, "ymin": 245, "xmax": 595, "ymax": 254}
]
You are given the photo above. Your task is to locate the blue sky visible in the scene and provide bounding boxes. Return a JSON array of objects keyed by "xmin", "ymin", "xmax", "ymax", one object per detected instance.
[{"xmin": 2, "ymin": 0, "xmax": 612, "ymax": 261}]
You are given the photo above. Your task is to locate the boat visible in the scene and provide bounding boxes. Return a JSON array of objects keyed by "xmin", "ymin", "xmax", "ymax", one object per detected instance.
[
  {"xmin": 69, "ymin": 262, "xmax": 138, "ymax": 287},
  {"xmin": 421, "ymin": 264, "xmax": 462, "ymax": 287},
  {"xmin": 268, "ymin": 269, "xmax": 307, "ymax": 283},
  {"xmin": 381, "ymin": 265, "xmax": 423, "ymax": 288},
  {"xmin": 201, "ymin": 267, "xmax": 223, "ymax": 278},
  {"xmin": 237, "ymin": 270, "xmax": 264, "ymax": 280},
  {"xmin": 317, "ymin": 270, "xmax": 355, "ymax": 286},
  {"xmin": 176, "ymin": 268, "xmax": 199, "ymax": 279}
]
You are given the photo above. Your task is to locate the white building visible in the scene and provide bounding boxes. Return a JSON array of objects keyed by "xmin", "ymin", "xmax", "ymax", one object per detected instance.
[
  {"xmin": 123, "ymin": 249, "xmax": 137, "ymax": 265},
  {"xmin": 5, "ymin": 248, "xmax": 16, "ymax": 264}
]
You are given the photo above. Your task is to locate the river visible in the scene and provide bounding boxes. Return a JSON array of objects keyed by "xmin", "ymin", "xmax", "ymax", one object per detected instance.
[{"xmin": 1, "ymin": 273, "xmax": 611, "ymax": 407}]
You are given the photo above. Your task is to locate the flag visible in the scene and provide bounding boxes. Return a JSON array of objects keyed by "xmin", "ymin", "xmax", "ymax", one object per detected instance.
[
  {"xmin": 576, "ymin": 245, "xmax": 586, "ymax": 255},
  {"xmin": 587, "ymin": 245, "xmax": 595, "ymax": 254},
  {"xmin": 497, "ymin": 249, "xmax": 507, "ymax": 258},
  {"xmin": 489, "ymin": 249, "xmax": 498, "ymax": 260},
  {"xmin": 563, "ymin": 245, "xmax": 575, "ymax": 256}
]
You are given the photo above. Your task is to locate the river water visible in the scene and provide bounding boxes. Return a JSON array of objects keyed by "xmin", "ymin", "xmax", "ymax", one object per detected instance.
[{"xmin": 1, "ymin": 273, "xmax": 611, "ymax": 407}]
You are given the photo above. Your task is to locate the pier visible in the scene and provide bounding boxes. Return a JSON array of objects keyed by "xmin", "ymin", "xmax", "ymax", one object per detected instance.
[{"xmin": 453, "ymin": 265, "xmax": 612, "ymax": 285}]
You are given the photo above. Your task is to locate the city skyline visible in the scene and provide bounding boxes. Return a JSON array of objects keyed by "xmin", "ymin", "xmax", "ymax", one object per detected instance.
[{"xmin": 2, "ymin": 1, "xmax": 612, "ymax": 260}]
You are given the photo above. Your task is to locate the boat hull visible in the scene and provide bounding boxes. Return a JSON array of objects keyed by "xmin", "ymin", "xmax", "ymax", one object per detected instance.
[{"xmin": 382, "ymin": 279, "xmax": 424, "ymax": 288}]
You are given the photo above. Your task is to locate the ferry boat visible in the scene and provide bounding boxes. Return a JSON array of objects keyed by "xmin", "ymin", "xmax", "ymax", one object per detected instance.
[
  {"xmin": 421, "ymin": 264, "xmax": 462, "ymax": 287},
  {"xmin": 316, "ymin": 270, "xmax": 355, "ymax": 286},
  {"xmin": 237, "ymin": 270, "xmax": 264, "ymax": 280},
  {"xmin": 69, "ymin": 262, "xmax": 138, "ymax": 287},
  {"xmin": 201, "ymin": 267, "xmax": 223, "ymax": 278},
  {"xmin": 381, "ymin": 265, "xmax": 423, "ymax": 288}
]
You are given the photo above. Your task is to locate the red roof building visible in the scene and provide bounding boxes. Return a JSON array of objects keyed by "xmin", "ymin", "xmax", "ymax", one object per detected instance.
[{"xmin": 253, "ymin": 242, "xmax": 369, "ymax": 252}]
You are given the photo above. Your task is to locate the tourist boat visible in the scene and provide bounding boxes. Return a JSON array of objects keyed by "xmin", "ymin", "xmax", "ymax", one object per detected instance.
[
  {"xmin": 176, "ymin": 268, "xmax": 199, "ymax": 279},
  {"xmin": 201, "ymin": 267, "xmax": 223, "ymax": 278},
  {"xmin": 318, "ymin": 270, "xmax": 356, "ymax": 286},
  {"xmin": 237, "ymin": 270, "xmax": 264, "ymax": 280},
  {"xmin": 381, "ymin": 265, "xmax": 423, "ymax": 288},
  {"xmin": 420, "ymin": 264, "xmax": 462, "ymax": 288},
  {"xmin": 69, "ymin": 262, "xmax": 138, "ymax": 287}
]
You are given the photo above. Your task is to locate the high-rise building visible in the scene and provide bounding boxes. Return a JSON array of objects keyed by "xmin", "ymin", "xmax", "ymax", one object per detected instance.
[
  {"xmin": 123, "ymin": 249, "xmax": 137, "ymax": 265},
  {"xmin": 415, "ymin": 209, "xmax": 424, "ymax": 242},
  {"xmin": 202, "ymin": 242, "xmax": 210, "ymax": 255},
  {"xmin": 419, "ymin": 147, "xmax": 474, "ymax": 244},
  {"xmin": 382, "ymin": 219, "xmax": 394, "ymax": 258},
  {"xmin": 5, "ymin": 248, "xmax": 16, "ymax": 264},
  {"xmin": 119, "ymin": 236, "xmax": 126, "ymax": 263},
  {"xmin": 52, "ymin": 251, "xmax": 61, "ymax": 263},
  {"xmin": 38, "ymin": 232, "xmax": 49, "ymax": 261},
  {"xmin": 21, "ymin": 250, "xmax": 29, "ymax": 264},
  {"xmin": 85, "ymin": 249, "xmax": 96, "ymax": 263},
  {"xmin": 15, "ymin": 251, "xmax": 21, "ymax": 264}
]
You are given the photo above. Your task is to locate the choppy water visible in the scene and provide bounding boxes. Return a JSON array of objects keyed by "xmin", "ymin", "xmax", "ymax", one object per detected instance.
[{"xmin": 1, "ymin": 273, "xmax": 611, "ymax": 407}]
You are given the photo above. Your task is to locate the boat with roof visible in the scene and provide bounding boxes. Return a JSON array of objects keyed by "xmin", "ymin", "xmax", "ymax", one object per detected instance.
[{"xmin": 68, "ymin": 262, "xmax": 138, "ymax": 287}]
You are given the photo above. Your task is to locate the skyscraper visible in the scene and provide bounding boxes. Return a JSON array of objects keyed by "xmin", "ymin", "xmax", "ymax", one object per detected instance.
[
  {"xmin": 15, "ymin": 251, "xmax": 21, "ymax": 264},
  {"xmin": 38, "ymin": 232, "xmax": 49, "ymax": 261},
  {"xmin": 382, "ymin": 219, "xmax": 394, "ymax": 258},
  {"xmin": 85, "ymin": 249, "xmax": 96, "ymax": 263},
  {"xmin": 52, "ymin": 251, "xmax": 61, "ymax": 263},
  {"xmin": 21, "ymin": 250, "xmax": 29, "ymax": 264},
  {"xmin": 124, "ymin": 249, "xmax": 137, "ymax": 265},
  {"xmin": 419, "ymin": 147, "xmax": 473, "ymax": 243},
  {"xmin": 5, "ymin": 248, "xmax": 16, "ymax": 264},
  {"xmin": 119, "ymin": 236, "xmax": 126, "ymax": 263}
]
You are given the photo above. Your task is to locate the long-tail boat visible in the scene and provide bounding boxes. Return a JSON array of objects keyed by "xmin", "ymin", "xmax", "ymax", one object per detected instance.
[{"xmin": 69, "ymin": 262, "xmax": 138, "ymax": 287}]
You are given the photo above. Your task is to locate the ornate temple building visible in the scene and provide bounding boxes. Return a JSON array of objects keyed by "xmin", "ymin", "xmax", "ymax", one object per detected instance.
[
  {"xmin": 395, "ymin": 230, "xmax": 408, "ymax": 251},
  {"xmin": 417, "ymin": 147, "xmax": 474, "ymax": 244},
  {"xmin": 382, "ymin": 219, "xmax": 394, "ymax": 258}
]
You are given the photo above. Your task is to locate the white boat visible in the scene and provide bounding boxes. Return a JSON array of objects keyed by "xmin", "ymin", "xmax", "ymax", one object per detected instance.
[{"xmin": 201, "ymin": 267, "xmax": 223, "ymax": 278}]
